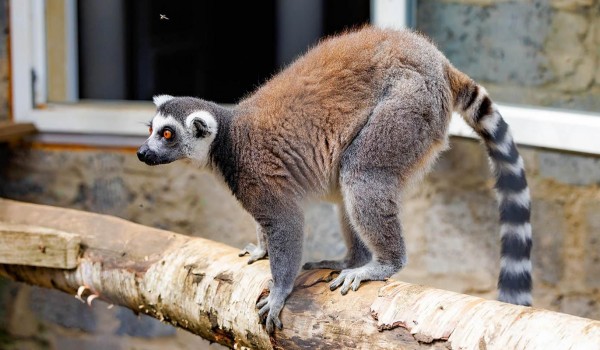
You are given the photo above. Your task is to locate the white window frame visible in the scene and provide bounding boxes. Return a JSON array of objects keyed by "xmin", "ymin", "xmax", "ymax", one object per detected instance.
[
  {"xmin": 11, "ymin": 0, "xmax": 600, "ymax": 154},
  {"xmin": 10, "ymin": 0, "xmax": 152, "ymax": 141}
]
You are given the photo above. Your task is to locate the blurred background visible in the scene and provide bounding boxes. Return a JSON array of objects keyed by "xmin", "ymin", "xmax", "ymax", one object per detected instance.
[{"xmin": 1, "ymin": 0, "xmax": 599, "ymax": 349}]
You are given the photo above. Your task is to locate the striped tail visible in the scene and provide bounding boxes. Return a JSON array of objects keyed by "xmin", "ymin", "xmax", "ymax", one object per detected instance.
[{"xmin": 450, "ymin": 69, "xmax": 532, "ymax": 306}]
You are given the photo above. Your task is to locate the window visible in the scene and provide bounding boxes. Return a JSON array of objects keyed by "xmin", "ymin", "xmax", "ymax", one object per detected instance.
[
  {"xmin": 74, "ymin": 0, "xmax": 369, "ymax": 103},
  {"xmin": 11, "ymin": 0, "xmax": 369, "ymax": 143},
  {"xmin": 417, "ymin": 1, "xmax": 599, "ymax": 115},
  {"xmin": 10, "ymin": 0, "xmax": 600, "ymax": 153},
  {"xmin": 76, "ymin": 1, "xmax": 278, "ymax": 103}
]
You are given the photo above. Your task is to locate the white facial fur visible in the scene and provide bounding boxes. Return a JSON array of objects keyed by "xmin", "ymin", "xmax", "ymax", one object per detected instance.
[
  {"xmin": 185, "ymin": 111, "xmax": 218, "ymax": 131},
  {"xmin": 185, "ymin": 111, "xmax": 218, "ymax": 167},
  {"xmin": 147, "ymin": 114, "xmax": 181, "ymax": 151}
]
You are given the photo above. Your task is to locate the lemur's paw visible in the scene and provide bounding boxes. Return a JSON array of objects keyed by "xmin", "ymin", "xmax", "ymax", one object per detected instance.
[
  {"xmin": 238, "ymin": 243, "xmax": 267, "ymax": 264},
  {"xmin": 329, "ymin": 262, "xmax": 397, "ymax": 295},
  {"xmin": 257, "ymin": 293, "xmax": 284, "ymax": 333},
  {"xmin": 329, "ymin": 268, "xmax": 365, "ymax": 295},
  {"xmin": 302, "ymin": 259, "xmax": 349, "ymax": 271}
]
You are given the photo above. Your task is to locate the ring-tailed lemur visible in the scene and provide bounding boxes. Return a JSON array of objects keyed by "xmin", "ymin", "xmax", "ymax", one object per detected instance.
[{"xmin": 137, "ymin": 26, "xmax": 532, "ymax": 333}]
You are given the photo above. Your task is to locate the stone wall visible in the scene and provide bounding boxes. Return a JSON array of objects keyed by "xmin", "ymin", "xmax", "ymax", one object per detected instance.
[{"xmin": 418, "ymin": 0, "xmax": 600, "ymax": 112}]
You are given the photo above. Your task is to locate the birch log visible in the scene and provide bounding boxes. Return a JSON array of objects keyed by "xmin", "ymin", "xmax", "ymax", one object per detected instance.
[{"xmin": 0, "ymin": 198, "xmax": 598, "ymax": 350}]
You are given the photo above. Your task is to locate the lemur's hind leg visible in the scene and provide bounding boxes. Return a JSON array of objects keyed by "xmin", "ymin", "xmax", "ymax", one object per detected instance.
[
  {"xmin": 329, "ymin": 86, "xmax": 448, "ymax": 295},
  {"xmin": 329, "ymin": 170, "xmax": 407, "ymax": 295},
  {"xmin": 303, "ymin": 207, "xmax": 372, "ymax": 270}
]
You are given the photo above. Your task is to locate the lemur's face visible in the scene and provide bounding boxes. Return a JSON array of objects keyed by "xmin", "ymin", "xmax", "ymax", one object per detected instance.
[{"xmin": 137, "ymin": 95, "xmax": 218, "ymax": 167}]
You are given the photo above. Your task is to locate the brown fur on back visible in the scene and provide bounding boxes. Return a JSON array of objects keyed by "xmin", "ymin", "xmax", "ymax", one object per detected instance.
[{"xmin": 233, "ymin": 27, "xmax": 453, "ymax": 201}]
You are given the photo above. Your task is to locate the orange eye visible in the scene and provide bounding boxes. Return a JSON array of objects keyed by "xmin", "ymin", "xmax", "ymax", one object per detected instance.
[
  {"xmin": 148, "ymin": 127, "xmax": 153, "ymax": 135},
  {"xmin": 163, "ymin": 129, "xmax": 173, "ymax": 139}
]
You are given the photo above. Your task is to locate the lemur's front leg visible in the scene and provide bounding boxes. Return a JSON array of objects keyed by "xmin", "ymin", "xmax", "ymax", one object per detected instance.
[
  {"xmin": 239, "ymin": 224, "xmax": 268, "ymax": 264},
  {"xmin": 254, "ymin": 206, "xmax": 303, "ymax": 333}
]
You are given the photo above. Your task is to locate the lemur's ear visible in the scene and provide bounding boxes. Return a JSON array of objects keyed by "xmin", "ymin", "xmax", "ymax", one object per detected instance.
[
  {"xmin": 153, "ymin": 94, "xmax": 174, "ymax": 107},
  {"xmin": 193, "ymin": 118, "xmax": 210, "ymax": 138},
  {"xmin": 186, "ymin": 111, "xmax": 218, "ymax": 138}
]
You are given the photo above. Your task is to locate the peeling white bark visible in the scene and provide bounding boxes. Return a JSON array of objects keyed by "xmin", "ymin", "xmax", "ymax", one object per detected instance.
[
  {"xmin": 0, "ymin": 198, "xmax": 598, "ymax": 349},
  {"xmin": 371, "ymin": 282, "xmax": 600, "ymax": 349}
]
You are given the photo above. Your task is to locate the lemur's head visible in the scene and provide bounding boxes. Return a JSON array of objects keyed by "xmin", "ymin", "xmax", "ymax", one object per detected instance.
[{"xmin": 137, "ymin": 95, "xmax": 218, "ymax": 167}]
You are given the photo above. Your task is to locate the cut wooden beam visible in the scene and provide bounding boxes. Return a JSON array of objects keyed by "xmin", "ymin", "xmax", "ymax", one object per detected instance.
[
  {"xmin": 0, "ymin": 222, "xmax": 80, "ymax": 268},
  {"xmin": 0, "ymin": 122, "xmax": 37, "ymax": 142}
]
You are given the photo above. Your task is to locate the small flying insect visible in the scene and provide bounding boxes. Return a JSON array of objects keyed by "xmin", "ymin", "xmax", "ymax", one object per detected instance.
[{"xmin": 160, "ymin": 14, "xmax": 169, "ymax": 20}]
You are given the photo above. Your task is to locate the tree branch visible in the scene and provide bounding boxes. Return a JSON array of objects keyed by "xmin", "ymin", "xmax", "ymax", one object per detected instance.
[{"xmin": 0, "ymin": 198, "xmax": 598, "ymax": 349}]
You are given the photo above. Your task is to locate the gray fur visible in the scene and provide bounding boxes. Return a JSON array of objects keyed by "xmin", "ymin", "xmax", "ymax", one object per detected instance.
[{"xmin": 137, "ymin": 27, "xmax": 532, "ymax": 333}]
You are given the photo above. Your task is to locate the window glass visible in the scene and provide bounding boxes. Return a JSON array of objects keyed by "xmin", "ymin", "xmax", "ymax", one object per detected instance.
[
  {"xmin": 417, "ymin": 0, "xmax": 600, "ymax": 113},
  {"xmin": 54, "ymin": 0, "xmax": 370, "ymax": 104}
]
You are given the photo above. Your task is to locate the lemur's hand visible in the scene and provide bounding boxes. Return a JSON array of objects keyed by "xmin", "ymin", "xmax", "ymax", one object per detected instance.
[{"xmin": 238, "ymin": 243, "xmax": 267, "ymax": 264}]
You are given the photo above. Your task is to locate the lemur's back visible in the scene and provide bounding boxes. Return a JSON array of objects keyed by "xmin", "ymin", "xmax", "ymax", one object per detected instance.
[{"xmin": 234, "ymin": 27, "xmax": 453, "ymax": 194}]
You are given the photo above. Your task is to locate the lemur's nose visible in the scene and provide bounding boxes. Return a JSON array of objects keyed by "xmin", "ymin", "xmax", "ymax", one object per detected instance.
[{"xmin": 137, "ymin": 144, "xmax": 149, "ymax": 162}]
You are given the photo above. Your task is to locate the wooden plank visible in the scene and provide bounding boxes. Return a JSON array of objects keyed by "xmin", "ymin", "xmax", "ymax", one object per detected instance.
[
  {"xmin": 0, "ymin": 122, "xmax": 37, "ymax": 142},
  {"xmin": 0, "ymin": 222, "xmax": 80, "ymax": 268}
]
